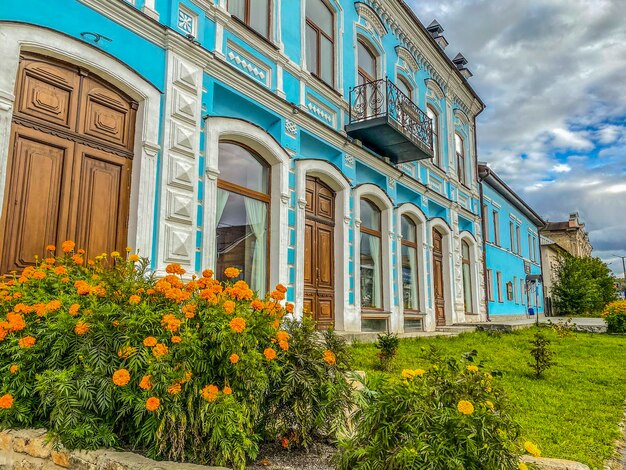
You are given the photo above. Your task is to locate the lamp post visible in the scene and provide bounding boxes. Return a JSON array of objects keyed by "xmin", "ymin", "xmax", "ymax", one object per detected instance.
[{"xmin": 613, "ymin": 255, "xmax": 626, "ymax": 298}]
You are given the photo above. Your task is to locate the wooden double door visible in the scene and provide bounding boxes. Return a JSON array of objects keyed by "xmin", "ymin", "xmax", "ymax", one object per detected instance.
[
  {"xmin": 0, "ymin": 54, "xmax": 137, "ymax": 273},
  {"xmin": 432, "ymin": 228, "xmax": 446, "ymax": 326},
  {"xmin": 303, "ymin": 177, "xmax": 335, "ymax": 329}
]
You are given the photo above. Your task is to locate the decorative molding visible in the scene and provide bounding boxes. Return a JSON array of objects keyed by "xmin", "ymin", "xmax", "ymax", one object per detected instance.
[
  {"xmin": 285, "ymin": 119, "xmax": 297, "ymax": 138},
  {"xmin": 425, "ymin": 78, "xmax": 445, "ymax": 101},
  {"xmin": 305, "ymin": 94, "xmax": 336, "ymax": 127},
  {"xmin": 226, "ymin": 41, "xmax": 270, "ymax": 87},
  {"xmin": 177, "ymin": 5, "xmax": 197, "ymax": 37},
  {"xmin": 355, "ymin": 2, "xmax": 388, "ymax": 38},
  {"xmin": 395, "ymin": 46, "xmax": 419, "ymax": 74},
  {"xmin": 344, "ymin": 154, "xmax": 355, "ymax": 168}
]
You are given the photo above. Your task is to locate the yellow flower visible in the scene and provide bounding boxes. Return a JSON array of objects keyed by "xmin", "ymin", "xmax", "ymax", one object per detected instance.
[
  {"xmin": 401, "ymin": 369, "xmax": 425, "ymax": 379},
  {"xmin": 457, "ymin": 400, "xmax": 474, "ymax": 415},
  {"xmin": 466, "ymin": 365, "xmax": 479, "ymax": 373},
  {"xmin": 111, "ymin": 251, "xmax": 121, "ymax": 258},
  {"xmin": 519, "ymin": 463, "xmax": 529, "ymax": 470},
  {"xmin": 485, "ymin": 400, "xmax": 495, "ymax": 409},
  {"xmin": 524, "ymin": 441, "xmax": 541, "ymax": 457},
  {"xmin": 129, "ymin": 254, "xmax": 140, "ymax": 262}
]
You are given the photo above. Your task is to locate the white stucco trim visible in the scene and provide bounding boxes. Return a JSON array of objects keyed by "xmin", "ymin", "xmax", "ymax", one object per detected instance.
[
  {"xmin": 395, "ymin": 203, "xmax": 429, "ymax": 331},
  {"xmin": 459, "ymin": 231, "xmax": 482, "ymax": 320},
  {"xmin": 203, "ymin": 117, "xmax": 290, "ymax": 291},
  {"xmin": 353, "ymin": 184, "xmax": 396, "ymax": 331},
  {"xmin": 428, "ymin": 217, "xmax": 456, "ymax": 326},
  {"xmin": 0, "ymin": 22, "xmax": 161, "ymax": 260},
  {"xmin": 294, "ymin": 159, "xmax": 353, "ymax": 331}
]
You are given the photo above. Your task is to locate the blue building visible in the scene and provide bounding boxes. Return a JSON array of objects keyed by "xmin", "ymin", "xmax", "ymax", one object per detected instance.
[
  {"xmin": 0, "ymin": 0, "xmax": 489, "ymax": 332},
  {"xmin": 479, "ymin": 163, "xmax": 544, "ymax": 319}
]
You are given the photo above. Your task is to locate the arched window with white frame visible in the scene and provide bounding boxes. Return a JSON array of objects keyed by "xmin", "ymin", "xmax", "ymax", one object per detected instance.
[
  {"xmin": 455, "ymin": 132, "xmax": 466, "ymax": 185},
  {"xmin": 359, "ymin": 198, "xmax": 383, "ymax": 309},
  {"xmin": 400, "ymin": 214, "xmax": 419, "ymax": 311},
  {"xmin": 461, "ymin": 239, "xmax": 473, "ymax": 313},
  {"xmin": 216, "ymin": 141, "xmax": 270, "ymax": 294}
]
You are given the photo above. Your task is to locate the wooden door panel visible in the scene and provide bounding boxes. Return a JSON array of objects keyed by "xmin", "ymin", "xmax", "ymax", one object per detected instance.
[
  {"xmin": 16, "ymin": 58, "xmax": 79, "ymax": 130},
  {"xmin": 1, "ymin": 127, "xmax": 74, "ymax": 272},
  {"xmin": 72, "ymin": 145, "xmax": 130, "ymax": 259},
  {"xmin": 303, "ymin": 297, "xmax": 314, "ymax": 317},
  {"xmin": 316, "ymin": 225, "xmax": 333, "ymax": 288},
  {"xmin": 316, "ymin": 294, "xmax": 334, "ymax": 328},
  {"xmin": 432, "ymin": 229, "xmax": 446, "ymax": 326},
  {"xmin": 304, "ymin": 222, "xmax": 314, "ymax": 287},
  {"xmin": 317, "ymin": 186, "xmax": 334, "ymax": 219},
  {"xmin": 79, "ymin": 77, "xmax": 136, "ymax": 151}
]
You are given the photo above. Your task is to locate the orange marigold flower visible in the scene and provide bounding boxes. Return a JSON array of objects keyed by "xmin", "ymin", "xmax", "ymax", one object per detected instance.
[
  {"xmin": 278, "ymin": 340, "xmax": 289, "ymax": 351},
  {"xmin": 224, "ymin": 267, "xmax": 241, "ymax": 278},
  {"xmin": 323, "ymin": 350, "xmax": 336, "ymax": 366},
  {"xmin": 167, "ymin": 383, "xmax": 182, "ymax": 395},
  {"xmin": 112, "ymin": 369, "xmax": 131, "ymax": 386},
  {"xmin": 45, "ymin": 257, "xmax": 56, "ymax": 265},
  {"xmin": 229, "ymin": 353, "xmax": 240, "ymax": 364},
  {"xmin": 117, "ymin": 346, "xmax": 136, "ymax": 359},
  {"xmin": 54, "ymin": 266, "xmax": 66, "ymax": 275},
  {"xmin": 34, "ymin": 304, "xmax": 46, "ymax": 316},
  {"xmin": 143, "ymin": 336, "xmax": 158, "ymax": 347},
  {"xmin": 139, "ymin": 375, "xmax": 153, "ymax": 390},
  {"xmin": 202, "ymin": 269, "xmax": 213, "ymax": 278},
  {"xmin": 74, "ymin": 321, "xmax": 90, "ymax": 336},
  {"xmin": 270, "ymin": 290, "xmax": 285, "ymax": 301},
  {"xmin": 112, "ymin": 320, "xmax": 120, "ymax": 327},
  {"xmin": 72, "ymin": 255, "xmax": 84, "ymax": 265},
  {"xmin": 251, "ymin": 299, "xmax": 264, "ymax": 311},
  {"xmin": 74, "ymin": 280, "xmax": 92, "ymax": 295},
  {"xmin": 61, "ymin": 240, "xmax": 75, "ymax": 253},
  {"xmin": 166, "ymin": 263, "xmax": 186, "ymax": 275},
  {"xmin": 69, "ymin": 304, "xmax": 80, "ymax": 316},
  {"xmin": 128, "ymin": 254, "xmax": 140, "ymax": 262},
  {"xmin": 264, "ymin": 348, "xmax": 277, "ymax": 361},
  {"xmin": 272, "ymin": 319, "xmax": 280, "ymax": 329},
  {"xmin": 18, "ymin": 336, "xmax": 36, "ymax": 349},
  {"xmin": 111, "ymin": 251, "xmax": 121, "ymax": 258},
  {"xmin": 128, "ymin": 295, "xmax": 141, "ymax": 305},
  {"xmin": 0, "ymin": 394, "xmax": 14, "ymax": 409},
  {"xmin": 171, "ymin": 336, "xmax": 182, "ymax": 344},
  {"xmin": 276, "ymin": 331, "xmax": 290, "ymax": 342},
  {"xmin": 7, "ymin": 313, "xmax": 26, "ymax": 332},
  {"xmin": 46, "ymin": 300, "xmax": 61, "ymax": 312},
  {"xmin": 457, "ymin": 400, "xmax": 474, "ymax": 415},
  {"xmin": 145, "ymin": 397, "xmax": 160, "ymax": 412},
  {"xmin": 152, "ymin": 343, "xmax": 169, "ymax": 358},
  {"xmin": 201, "ymin": 384, "xmax": 219, "ymax": 402},
  {"xmin": 223, "ymin": 300, "xmax": 236, "ymax": 315},
  {"xmin": 182, "ymin": 303, "xmax": 196, "ymax": 319},
  {"xmin": 285, "ymin": 303, "xmax": 294, "ymax": 313},
  {"xmin": 229, "ymin": 317, "xmax": 246, "ymax": 334},
  {"xmin": 46, "ymin": 245, "xmax": 56, "ymax": 252},
  {"xmin": 276, "ymin": 284, "xmax": 287, "ymax": 294},
  {"xmin": 9, "ymin": 364, "xmax": 19, "ymax": 374},
  {"xmin": 161, "ymin": 314, "xmax": 182, "ymax": 332},
  {"xmin": 61, "ymin": 277, "xmax": 70, "ymax": 283},
  {"xmin": 281, "ymin": 437, "xmax": 289, "ymax": 449},
  {"xmin": 223, "ymin": 386, "xmax": 232, "ymax": 395},
  {"xmin": 32, "ymin": 271, "xmax": 46, "ymax": 280}
]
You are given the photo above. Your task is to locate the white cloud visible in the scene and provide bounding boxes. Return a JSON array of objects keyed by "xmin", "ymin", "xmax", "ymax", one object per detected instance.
[
  {"xmin": 552, "ymin": 164, "xmax": 571, "ymax": 173},
  {"xmin": 550, "ymin": 129, "xmax": 594, "ymax": 151}
]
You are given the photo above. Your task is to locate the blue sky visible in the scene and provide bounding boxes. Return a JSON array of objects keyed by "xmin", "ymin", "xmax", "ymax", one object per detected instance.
[{"xmin": 407, "ymin": 0, "xmax": 626, "ymax": 277}]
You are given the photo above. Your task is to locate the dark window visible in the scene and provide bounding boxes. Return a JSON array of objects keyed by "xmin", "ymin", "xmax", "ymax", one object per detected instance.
[
  {"xmin": 455, "ymin": 133, "xmax": 466, "ymax": 185},
  {"xmin": 306, "ymin": 0, "xmax": 334, "ymax": 86},
  {"xmin": 227, "ymin": 0, "xmax": 271, "ymax": 38},
  {"xmin": 462, "ymin": 240, "xmax": 473, "ymax": 312},
  {"xmin": 427, "ymin": 105, "xmax": 440, "ymax": 167},
  {"xmin": 401, "ymin": 215, "xmax": 419, "ymax": 311},
  {"xmin": 357, "ymin": 39, "xmax": 377, "ymax": 84},
  {"xmin": 360, "ymin": 198, "xmax": 383, "ymax": 309}
]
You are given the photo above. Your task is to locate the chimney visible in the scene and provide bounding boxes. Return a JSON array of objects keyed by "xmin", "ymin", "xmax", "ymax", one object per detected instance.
[
  {"xmin": 452, "ymin": 52, "xmax": 473, "ymax": 79},
  {"xmin": 569, "ymin": 212, "xmax": 579, "ymax": 228},
  {"xmin": 427, "ymin": 20, "xmax": 449, "ymax": 50}
]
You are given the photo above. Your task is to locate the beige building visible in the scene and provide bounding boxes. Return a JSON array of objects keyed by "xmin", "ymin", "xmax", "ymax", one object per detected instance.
[
  {"xmin": 540, "ymin": 212, "xmax": 593, "ymax": 258},
  {"xmin": 539, "ymin": 235, "xmax": 568, "ymax": 315}
]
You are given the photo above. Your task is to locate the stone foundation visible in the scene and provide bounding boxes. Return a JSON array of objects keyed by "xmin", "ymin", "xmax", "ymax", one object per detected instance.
[{"xmin": 0, "ymin": 429, "xmax": 228, "ymax": 470}]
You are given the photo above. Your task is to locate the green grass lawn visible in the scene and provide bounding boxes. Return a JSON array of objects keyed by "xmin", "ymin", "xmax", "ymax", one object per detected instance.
[{"xmin": 349, "ymin": 328, "xmax": 626, "ymax": 469}]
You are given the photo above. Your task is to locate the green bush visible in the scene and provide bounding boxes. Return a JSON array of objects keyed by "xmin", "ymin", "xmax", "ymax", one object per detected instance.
[
  {"xmin": 528, "ymin": 331, "xmax": 555, "ymax": 378},
  {"xmin": 603, "ymin": 300, "xmax": 626, "ymax": 333},
  {"xmin": 335, "ymin": 349, "xmax": 523, "ymax": 469},
  {"xmin": 374, "ymin": 332, "xmax": 399, "ymax": 371},
  {"xmin": 0, "ymin": 244, "xmax": 353, "ymax": 469}
]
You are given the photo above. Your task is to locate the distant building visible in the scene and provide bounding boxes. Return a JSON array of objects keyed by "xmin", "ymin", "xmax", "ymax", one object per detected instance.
[
  {"xmin": 541, "ymin": 213, "xmax": 592, "ymax": 258},
  {"xmin": 479, "ymin": 163, "xmax": 544, "ymax": 320},
  {"xmin": 539, "ymin": 235, "xmax": 569, "ymax": 315}
]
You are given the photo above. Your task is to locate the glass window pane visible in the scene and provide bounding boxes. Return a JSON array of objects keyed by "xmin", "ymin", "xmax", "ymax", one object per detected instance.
[
  {"xmin": 462, "ymin": 240, "xmax": 470, "ymax": 260},
  {"xmin": 306, "ymin": 0, "xmax": 333, "ymax": 36},
  {"xmin": 216, "ymin": 191, "xmax": 268, "ymax": 294},
  {"xmin": 360, "ymin": 233, "xmax": 382, "ymax": 308},
  {"xmin": 306, "ymin": 23, "xmax": 318, "ymax": 75},
  {"xmin": 402, "ymin": 244, "xmax": 418, "ymax": 310},
  {"xmin": 250, "ymin": 1, "xmax": 270, "ymax": 37},
  {"xmin": 360, "ymin": 199, "xmax": 380, "ymax": 231},
  {"xmin": 227, "ymin": 0, "xmax": 245, "ymax": 20},
  {"xmin": 463, "ymin": 263, "xmax": 472, "ymax": 312},
  {"xmin": 427, "ymin": 106, "xmax": 439, "ymax": 164},
  {"xmin": 455, "ymin": 133, "xmax": 463, "ymax": 154},
  {"xmin": 320, "ymin": 35, "xmax": 333, "ymax": 85},
  {"xmin": 401, "ymin": 215, "xmax": 416, "ymax": 243},
  {"xmin": 218, "ymin": 142, "xmax": 269, "ymax": 193},
  {"xmin": 397, "ymin": 78, "xmax": 411, "ymax": 98},
  {"xmin": 358, "ymin": 40, "xmax": 376, "ymax": 78}
]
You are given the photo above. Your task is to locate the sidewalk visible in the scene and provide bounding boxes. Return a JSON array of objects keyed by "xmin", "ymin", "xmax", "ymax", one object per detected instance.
[{"xmin": 477, "ymin": 316, "xmax": 606, "ymax": 333}]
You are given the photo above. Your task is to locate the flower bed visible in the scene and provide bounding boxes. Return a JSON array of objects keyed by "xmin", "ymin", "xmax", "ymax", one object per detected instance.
[{"xmin": 0, "ymin": 244, "xmax": 353, "ymax": 470}]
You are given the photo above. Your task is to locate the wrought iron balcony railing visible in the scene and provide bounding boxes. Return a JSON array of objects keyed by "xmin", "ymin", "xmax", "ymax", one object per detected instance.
[{"xmin": 346, "ymin": 78, "xmax": 434, "ymax": 164}]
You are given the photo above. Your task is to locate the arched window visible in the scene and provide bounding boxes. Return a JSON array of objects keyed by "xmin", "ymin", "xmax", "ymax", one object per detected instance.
[
  {"xmin": 227, "ymin": 0, "xmax": 271, "ymax": 38},
  {"xmin": 357, "ymin": 39, "xmax": 377, "ymax": 85},
  {"xmin": 216, "ymin": 142, "xmax": 270, "ymax": 294},
  {"xmin": 462, "ymin": 240, "xmax": 473, "ymax": 313},
  {"xmin": 427, "ymin": 105, "xmax": 440, "ymax": 167},
  {"xmin": 401, "ymin": 215, "xmax": 419, "ymax": 311},
  {"xmin": 360, "ymin": 198, "xmax": 382, "ymax": 309},
  {"xmin": 455, "ymin": 133, "xmax": 466, "ymax": 185},
  {"xmin": 397, "ymin": 76, "xmax": 412, "ymax": 99},
  {"xmin": 306, "ymin": 0, "xmax": 334, "ymax": 86}
]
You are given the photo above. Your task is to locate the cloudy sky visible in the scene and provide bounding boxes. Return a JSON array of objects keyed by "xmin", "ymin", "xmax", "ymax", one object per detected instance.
[{"xmin": 407, "ymin": 0, "xmax": 626, "ymax": 277}]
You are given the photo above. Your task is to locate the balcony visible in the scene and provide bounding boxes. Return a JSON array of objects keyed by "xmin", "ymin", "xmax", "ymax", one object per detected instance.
[{"xmin": 346, "ymin": 78, "xmax": 434, "ymax": 164}]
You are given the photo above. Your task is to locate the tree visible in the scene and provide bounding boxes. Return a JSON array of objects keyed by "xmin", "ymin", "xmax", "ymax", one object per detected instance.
[{"xmin": 552, "ymin": 254, "xmax": 616, "ymax": 315}]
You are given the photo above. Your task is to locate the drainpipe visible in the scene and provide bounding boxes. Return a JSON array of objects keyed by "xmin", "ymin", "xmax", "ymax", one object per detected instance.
[{"xmin": 477, "ymin": 165, "xmax": 490, "ymax": 322}]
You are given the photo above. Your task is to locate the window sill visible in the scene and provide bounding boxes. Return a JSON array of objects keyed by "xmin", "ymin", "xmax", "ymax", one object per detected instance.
[
  {"xmin": 230, "ymin": 16, "xmax": 280, "ymax": 51},
  {"xmin": 306, "ymin": 71, "xmax": 343, "ymax": 99},
  {"xmin": 403, "ymin": 310, "xmax": 426, "ymax": 318},
  {"xmin": 361, "ymin": 309, "xmax": 389, "ymax": 317}
]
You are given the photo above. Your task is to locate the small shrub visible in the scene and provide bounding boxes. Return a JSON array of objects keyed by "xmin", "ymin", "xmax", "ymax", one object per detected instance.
[
  {"xmin": 335, "ymin": 353, "xmax": 522, "ymax": 469},
  {"xmin": 374, "ymin": 332, "xmax": 399, "ymax": 371},
  {"xmin": 0, "ymin": 244, "xmax": 353, "ymax": 469},
  {"xmin": 548, "ymin": 318, "xmax": 577, "ymax": 337},
  {"xmin": 528, "ymin": 331, "xmax": 555, "ymax": 378},
  {"xmin": 603, "ymin": 300, "xmax": 626, "ymax": 333}
]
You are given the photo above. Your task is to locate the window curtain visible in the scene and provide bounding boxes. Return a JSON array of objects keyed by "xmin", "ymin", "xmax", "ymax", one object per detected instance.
[
  {"xmin": 408, "ymin": 248, "xmax": 418, "ymax": 309},
  {"xmin": 244, "ymin": 197, "xmax": 268, "ymax": 293},
  {"xmin": 214, "ymin": 189, "xmax": 230, "ymax": 264},
  {"xmin": 368, "ymin": 235, "xmax": 382, "ymax": 308}
]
